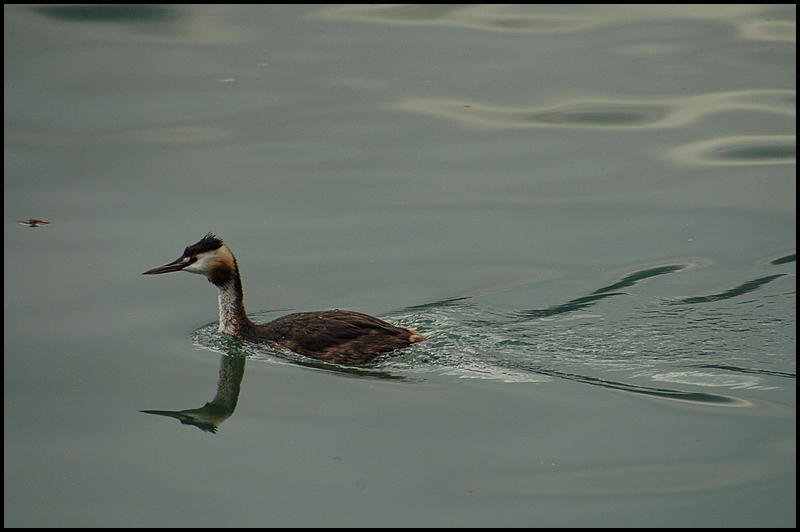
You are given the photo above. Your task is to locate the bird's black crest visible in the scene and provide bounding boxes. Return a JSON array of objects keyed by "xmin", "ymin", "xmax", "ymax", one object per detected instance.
[{"xmin": 184, "ymin": 233, "xmax": 224, "ymax": 256}]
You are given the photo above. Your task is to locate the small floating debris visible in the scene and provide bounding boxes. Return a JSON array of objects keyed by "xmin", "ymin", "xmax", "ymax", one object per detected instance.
[{"xmin": 19, "ymin": 218, "xmax": 50, "ymax": 227}]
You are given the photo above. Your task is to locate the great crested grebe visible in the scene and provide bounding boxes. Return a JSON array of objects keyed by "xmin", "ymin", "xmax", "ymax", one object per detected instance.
[{"xmin": 143, "ymin": 234, "xmax": 424, "ymax": 364}]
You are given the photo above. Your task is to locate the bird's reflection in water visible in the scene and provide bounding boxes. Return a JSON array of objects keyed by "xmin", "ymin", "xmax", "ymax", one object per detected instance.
[
  {"xmin": 141, "ymin": 339, "xmax": 404, "ymax": 433},
  {"xmin": 141, "ymin": 352, "xmax": 246, "ymax": 433}
]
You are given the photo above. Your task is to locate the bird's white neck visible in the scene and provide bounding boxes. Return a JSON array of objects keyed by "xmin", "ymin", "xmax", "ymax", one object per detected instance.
[{"xmin": 215, "ymin": 277, "xmax": 254, "ymax": 337}]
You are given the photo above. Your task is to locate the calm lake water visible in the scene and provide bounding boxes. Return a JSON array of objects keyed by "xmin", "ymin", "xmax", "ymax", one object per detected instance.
[{"xmin": 4, "ymin": 5, "xmax": 795, "ymax": 527}]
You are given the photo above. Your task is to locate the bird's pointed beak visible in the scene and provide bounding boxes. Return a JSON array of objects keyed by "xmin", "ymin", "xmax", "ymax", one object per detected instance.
[{"xmin": 142, "ymin": 255, "xmax": 195, "ymax": 275}]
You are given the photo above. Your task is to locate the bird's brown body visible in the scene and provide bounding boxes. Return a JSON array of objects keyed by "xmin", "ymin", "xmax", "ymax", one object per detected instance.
[
  {"xmin": 240, "ymin": 310, "xmax": 422, "ymax": 364},
  {"xmin": 143, "ymin": 234, "xmax": 423, "ymax": 364}
]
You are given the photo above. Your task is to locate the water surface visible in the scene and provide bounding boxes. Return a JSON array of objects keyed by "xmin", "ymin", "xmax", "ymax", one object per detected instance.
[{"xmin": 4, "ymin": 5, "xmax": 795, "ymax": 527}]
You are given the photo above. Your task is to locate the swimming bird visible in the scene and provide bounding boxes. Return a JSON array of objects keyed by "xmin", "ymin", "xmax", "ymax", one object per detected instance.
[{"xmin": 143, "ymin": 233, "xmax": 424, "ymax": 364}]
